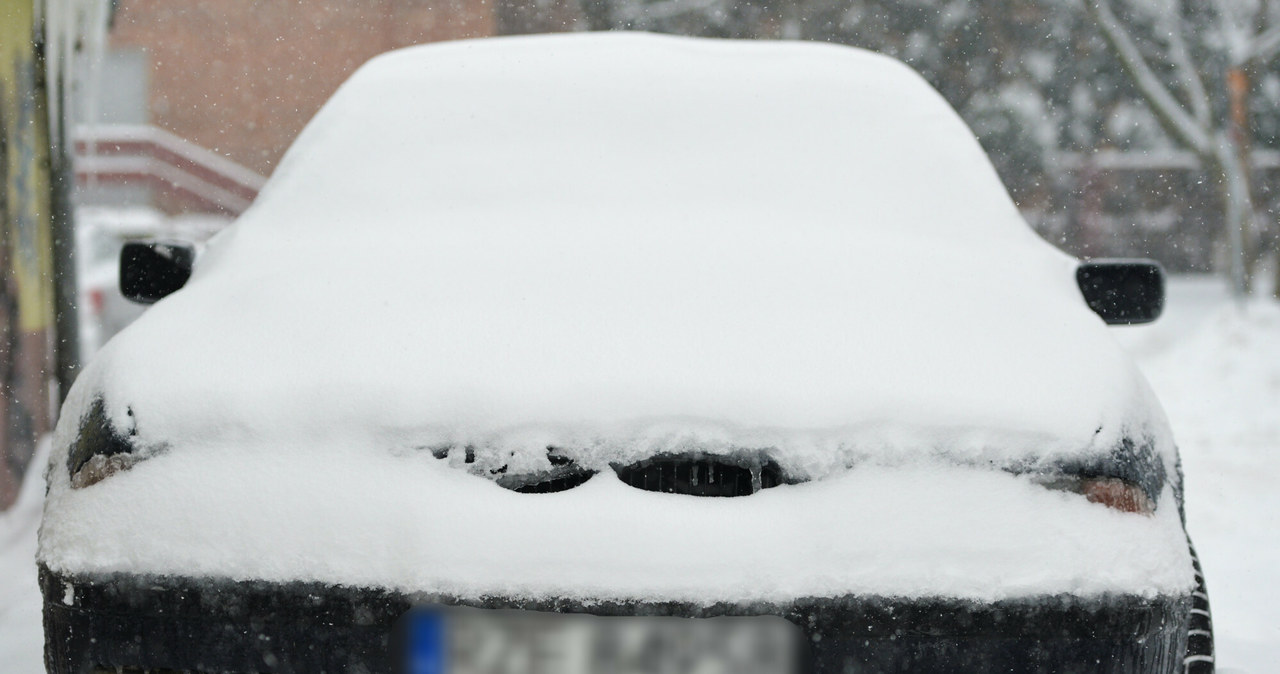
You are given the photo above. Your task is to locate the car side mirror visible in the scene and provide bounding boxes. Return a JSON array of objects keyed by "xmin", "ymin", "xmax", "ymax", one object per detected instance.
[
  {"xmin": 120, "ymin": 241, "xmax": 195, "ymax": 304},
  {"xmin": 1076, "ymin": 259, "xmax": 1164, "ymax": 325}
]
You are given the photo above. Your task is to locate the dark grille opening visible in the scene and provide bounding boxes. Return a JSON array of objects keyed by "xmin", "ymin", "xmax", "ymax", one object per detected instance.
[
  {"xmin": 613, "ymin": 455, "xmax": 785, "ymax": 497},
  {"xmin": 95, "ymin": 668, "xmax": 242, "ymax": 674},
  {"xmin": 430, "ymin": 445, "xmax": 597, "ymax": 494},
  {"xmin": 497, "ymin": 466, "xmax": 598, "ymax": 494}
]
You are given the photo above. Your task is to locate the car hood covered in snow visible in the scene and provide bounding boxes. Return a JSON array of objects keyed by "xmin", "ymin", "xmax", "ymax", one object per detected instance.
[{"xmin": 41, "ymin": 34, "xmax": 1189, "ymax": 600}]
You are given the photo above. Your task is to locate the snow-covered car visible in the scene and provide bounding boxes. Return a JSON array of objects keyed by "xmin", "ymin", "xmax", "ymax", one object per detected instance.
[{"xmin": 40, "ymin": 34, "xmax": 1210, "ymax": 673}]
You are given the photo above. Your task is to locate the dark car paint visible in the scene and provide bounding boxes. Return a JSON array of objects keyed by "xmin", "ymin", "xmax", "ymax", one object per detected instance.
[{"xmin": 42, "ymin": 566, "xmax": 1190, "ymax": 674}]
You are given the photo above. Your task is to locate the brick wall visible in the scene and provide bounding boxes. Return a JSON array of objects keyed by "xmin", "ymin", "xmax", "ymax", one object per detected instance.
[{"xmin": 109, "ymin": 0, "xmax": 496, "ymax": 178}]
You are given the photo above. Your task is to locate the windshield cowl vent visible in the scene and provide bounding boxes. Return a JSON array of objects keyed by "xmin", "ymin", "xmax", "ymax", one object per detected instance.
[
  {"xmin": 612, "ymin": 453, "xmax": 787, "ymax": 497},
  {"xmin": 495, "ymin": 464, "xmax": 598, "ymax": 494}
]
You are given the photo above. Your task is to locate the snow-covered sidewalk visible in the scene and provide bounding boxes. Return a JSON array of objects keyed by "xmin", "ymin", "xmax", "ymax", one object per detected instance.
[
  {"xmin": 0, "ymin": 439, "xmax": 47, "ymax": 674},
  {"xmin": 1, "ymin": 276, "xmax": 1276, "ymax": 672}
]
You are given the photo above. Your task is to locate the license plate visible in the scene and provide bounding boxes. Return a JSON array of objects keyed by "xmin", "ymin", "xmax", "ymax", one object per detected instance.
[{"xmin": 402, "ymin": 607, "xmax": 801, "ymax": 674}]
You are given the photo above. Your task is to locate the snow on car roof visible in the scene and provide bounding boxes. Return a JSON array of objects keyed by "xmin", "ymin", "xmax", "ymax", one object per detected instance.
[
  {"xmin": 69, "ymin": 32, "xmax": 1170, "ymax": 478},
  {"xmin": 259, "ymin": 31, "xmax": 1044, "ymax": 244}
]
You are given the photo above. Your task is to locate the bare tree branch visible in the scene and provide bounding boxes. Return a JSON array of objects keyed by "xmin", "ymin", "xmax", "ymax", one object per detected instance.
[
  {"xmin": 1155, "ymin": 0, "xmax": 1213, "ymax": 124},
  {"xmin": 1247, "ymin": 24, "xmax": 1280, "ymax": 62},
  {"xmin": 1212, "ymin": 0, "xmax": 1248, "ymax": 50},
  {"xmin": 1085, "ymin": 0, "xmax": 1212, "ymax": 154}
]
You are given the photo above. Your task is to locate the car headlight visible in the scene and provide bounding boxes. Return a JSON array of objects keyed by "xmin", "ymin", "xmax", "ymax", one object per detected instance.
[
  {"xmin": 67, "ymin": 398, "xmax": 141, "ymax": 489},
  {"xmin": 1036, "ymin": 474, "xmax": 1155, "ymax": 515}
]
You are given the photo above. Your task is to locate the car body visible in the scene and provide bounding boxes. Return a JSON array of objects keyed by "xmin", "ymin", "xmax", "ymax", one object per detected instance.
[{"xmin": 41, "ymin": 33, "xmax": 1206, "ymax": 673}]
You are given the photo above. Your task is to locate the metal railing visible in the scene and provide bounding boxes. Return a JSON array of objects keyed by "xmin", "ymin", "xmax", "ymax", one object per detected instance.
[{"xmin": 73, "ymin": 124, "xmax": 267, "ymax": 215}]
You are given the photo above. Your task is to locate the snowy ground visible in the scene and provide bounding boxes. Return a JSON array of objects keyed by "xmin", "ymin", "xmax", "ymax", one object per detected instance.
[
  {"xmin": 1, "ymin": 275, "xmax": 1276, "ymax": 672},
  {"xmin": 0, "ymin": 437, "xmax": 45, "ymax": 673}
]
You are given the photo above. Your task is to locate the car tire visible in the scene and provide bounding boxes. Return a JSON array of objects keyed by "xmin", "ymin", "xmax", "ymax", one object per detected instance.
[{"xmin": 1184, "ymin": 537, "xmax": 1214, "ymax": 673}]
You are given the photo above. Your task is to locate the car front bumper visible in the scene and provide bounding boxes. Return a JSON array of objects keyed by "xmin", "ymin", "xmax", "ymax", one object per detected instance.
[{"xmin": 42, "ymin": 565, "xmax": 1190, "ymax": 674}]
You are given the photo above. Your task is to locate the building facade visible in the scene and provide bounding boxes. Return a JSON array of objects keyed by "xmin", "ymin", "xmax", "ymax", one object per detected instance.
[{"xmin": 105, "ymin": 0, "xmax": 498, "ymax": 178}]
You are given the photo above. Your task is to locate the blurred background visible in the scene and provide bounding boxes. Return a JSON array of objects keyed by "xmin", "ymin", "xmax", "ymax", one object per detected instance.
[{"xmin": 2, "ymin": 0, "xmax": 1278, "ymax": 671}]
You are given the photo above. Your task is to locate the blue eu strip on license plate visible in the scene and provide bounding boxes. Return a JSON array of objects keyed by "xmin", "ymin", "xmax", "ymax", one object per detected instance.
[
  {"xmin": 402, "ymin": 607, "xmax": 800, "ymax": 674},
  {"xmin": 406, "ymin": 610, "xmax": 448, "ymax": 674}
]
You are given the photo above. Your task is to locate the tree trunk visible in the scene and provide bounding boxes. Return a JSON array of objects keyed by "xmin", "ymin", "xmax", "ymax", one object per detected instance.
[
  {"xmin": 1210, "ymin": 134, "xmax": 1254, "ymax": 299},
  {"xmin": 1274, "ymin": 248, "xmax": 1280, "ymax": 300}
]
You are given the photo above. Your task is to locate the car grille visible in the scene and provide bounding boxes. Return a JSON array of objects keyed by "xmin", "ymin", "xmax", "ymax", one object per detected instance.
[
  {"xmin": 613, "ymin": 454, "xmax": 786, "ymax": 496},
  {"xmin": 95, "ymin": 668, "xmax": 253, "ymax": 674}
]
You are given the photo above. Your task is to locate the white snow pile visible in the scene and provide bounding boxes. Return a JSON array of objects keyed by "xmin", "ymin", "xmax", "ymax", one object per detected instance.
[
  {"xmin": 0, "ymin": 440, "xmax": 47, "ymax": 674},
  {"xmin": 40, "ymin": 33, "xmax": 1191, "ymax": 600},
  {"xmin": 1134, "ymin": 300, "xmax": 1280, "ymax": 452}
]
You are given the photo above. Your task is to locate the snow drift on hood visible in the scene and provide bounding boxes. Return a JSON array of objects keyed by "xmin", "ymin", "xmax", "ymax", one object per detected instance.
[{"xmin": 63, "ymin": 32, "xmax": 1172, "ymax": 481}]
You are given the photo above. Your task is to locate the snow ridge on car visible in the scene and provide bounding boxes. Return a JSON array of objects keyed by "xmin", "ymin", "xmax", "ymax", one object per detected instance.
[{"xmin": 419, "ymin": 432, "xmax": 1167, "ymax": 505}]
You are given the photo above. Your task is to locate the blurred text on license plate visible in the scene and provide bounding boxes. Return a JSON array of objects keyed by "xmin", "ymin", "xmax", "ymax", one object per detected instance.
[{"xmin": 404, "ymin": 607, "xmax": 800, "ymax": 674}]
